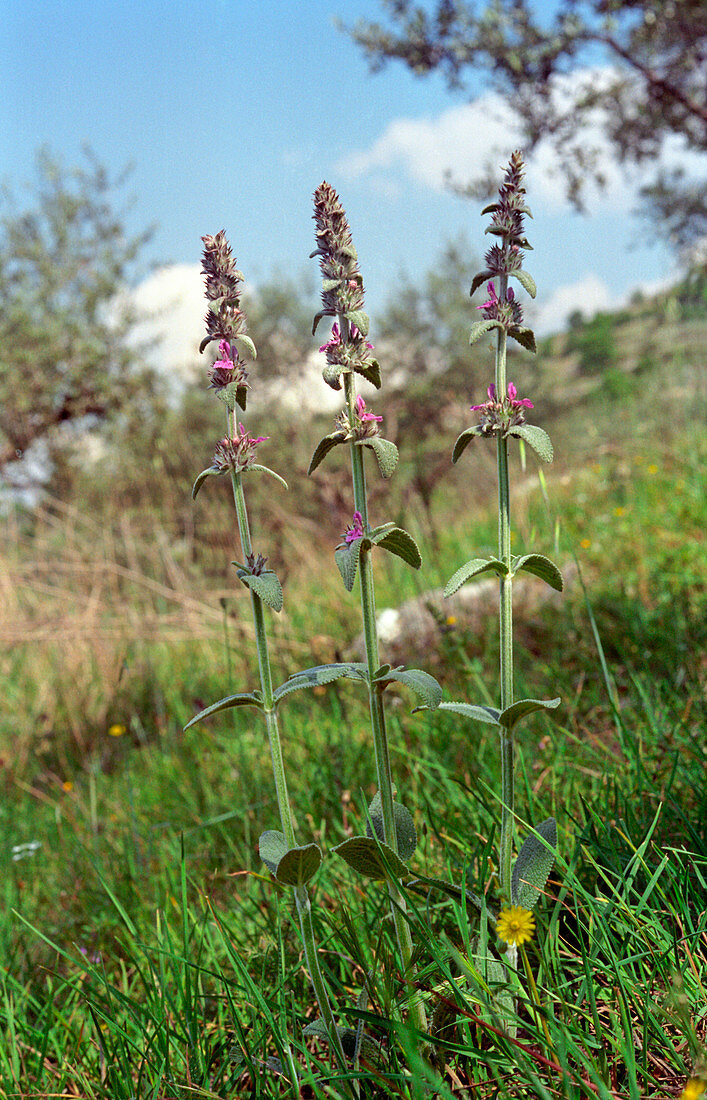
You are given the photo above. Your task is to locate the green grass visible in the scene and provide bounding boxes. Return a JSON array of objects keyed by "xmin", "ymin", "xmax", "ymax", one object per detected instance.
[{"xmin": 0, "ymin": 300, "xmax": 705, "ymax": 1095}]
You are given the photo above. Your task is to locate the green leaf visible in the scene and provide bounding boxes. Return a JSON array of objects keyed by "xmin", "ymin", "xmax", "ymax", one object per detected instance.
[
  {"xmin": 366, "ymin": 792, "xmax": 417, "ymax": 861},
  {"xmin": 308, "ymin": 431, "xmax": 346, "ymax": 475},
  {"xmin": 274, "ymin": 843, "xmax": 322, "ymax": 887},
  {"xmin": 498, "ymin": 697, "xmax": 561, "ymax": 731},
  {"xmin": 334, "ymin": 538, "xmax": 364, "ymax": 592},
  {"xmin": 375, "ymin": 667, "xmax": 442, "ymax": 710},
  {"xmin": 322, "ymin": 359, "xmax": 344, "ymax": 390},
  {"xmin": 312, "ymin": 310, "xmax": 329, "ymax": 336},
  {"xmin": 272, "ymin": 662, "xmax": 368, "ymax": 704},
  {"xmin": 191, "ymin": 466, "xmax": 222, "ymax": 500},
  {"xmin": 233, "ymin": 332, "xmax": 257, "ymax": 359},
  {"xmin": 370, "ymin": 524, "xmax": 422, "ymax": 569},
  {"xmin": 480, "ymin": 203, "xmax": 498, "ymax": 216},
  {"xmin": 184, "ymin": 691, "xmax": 263, "ymax": 729},
  {"xmin": 470, "ymin": 270, "xmax": 492, "ymax": 297},
  {"xmin": 321, "ymin": 277, "xmax": 342, "ymax": 292},
  {"xmin": 512, "ymin": 818, "xmax": 557, "ymax": 911},
  {"xmin": 360, "ymin": 436, "xmax": 398, "ymax": 479},
  {"xmin": 469, "ymin": 319, "xmax": 500, "ymax": 345},
  {"xmin": 259, "ymin": 830, "xmax": 288, "ymax": 875},
  {"xmin": 247, "ymin": 465, "xmax": 288, "ymax": 489},
  {"xmin": 415, "ymin": 700, "xmax": 501, "ymax": 725},
  {"xmin": 355, "ymin": 358, "xmax": 382, "ymax": 389},
  {"xmin": 444, "ymin": 557, "xmax": 507, "ymax": 597},
  {"xmin": 407, "ymin": 875, "xmax": 494, "ymax": 921},
  {"xmin": 512, "ymin": 269, "xmax": 537, "ymax": 299},
  {"xmin": 508, "ymin": 424, "xmax": 553, "ymax": 463},
  {"xmin": 452, "ymin": 425, "xmax": 485, "ymax": 464},
  {"xmin": 302, "ymin": 1020, "xmax": 383, "ymax": 1065},
  {"xmin": 508, "ymin": 326, "xmax": 537, "ymax": 353},
  {"xmin": 513, "ymin": 553, "xmax": 563, "ymax": 591},
  {"xmin": 332, "ymin": 836, "xmax": 408, "ymax": 880},
  {"xmin": 240, "ymin": 571, "xmax": 283, "ymax": 613},
  {"xmin": 345, "ymin": 309, "xmax": 369, "ymax": 336}
]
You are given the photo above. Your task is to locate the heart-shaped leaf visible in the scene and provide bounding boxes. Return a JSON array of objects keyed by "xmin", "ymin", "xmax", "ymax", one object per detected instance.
[
  {"xmin": 444, "ymin": 557, "xmax": 507, "ymax": 597},
  {"xmin": 259, "ymin": 830, "xmax": 288, "ymax": 875},
  {"xmin": 233, "ymin": 332, "xmax": 257, "ymax": 359},
  {"xmin": 512, "ymin": 269, "xmax": 537, "ymax": 299},
  {"xmin": 333, "ymin": 836, "xmax": 408, "ymax": 880},
  {"xmin": 273, "ymin": 662, "xmax": 368, "ymax": 704},
  {"xmin": 470, "ymin": 270, "xmax": 493, "ymax": 297},
  {"xmin": 469, "ymin": 319, "xmax": 501, "ymax": 346},
  {"xmin": 452, "ymin": 425, "xmax": 485, "ymax": 464},
  {"xmin": 240, "ymin": 571, "xmax": 283, "ymax": 613},
  {"xmin": 275, "ymin": 843, "xmax": 322, "ymax": 887},
  {"xmin": 308, "ymin": 431, "xmax": 347, "ymax": 475},
  {"xmin": 334, "ymin": 537, "xmax": 365, "ymax": 592},
  {"xmin": 322, "ymin": 359, "xmax": 344, "ymax": 390},
  {"xmin": 370, "ymin": 524, "xmax": 422, "ymax": 569},
  {"xmin": 507, "ymin": 424, "xmax": 553, "ymax": 463},
  {"xmin": 366, "ymin": 792, "xmax": 417, "ymax": 861},
  {"xmin": 508, "ymin": 326, "xmax": 537, "ymax": 353},
  {"xmin": 414, "ymin": 700, "xmax": 501, "ymax": 725},
  {"xmin": 360, "ymin": 436, "xmax": 399, "ymax": 479},
  {"xmin": 513, "ymin": 553, "xmax": 563, "ymax": 591},
  {"xmin": 375, "ymin": 667, "xmax": 442, "ymax": 710},
  {"xmin": 512, "ymin": 817, "xmax": 557, "ymax": 910},
  {"xmin": 345, "ymin": 309, "xmax": 369, "ymax": 336},
  {"xmin": 498, "ymin": 697, "xmax": 561, "ymax": 731},
  {"xmin": 355, "ymin": 357, "xmax": 382, "ymax": 389},
  {"xmin": 185, "ymin": 691, "xmax": 263, "ymax": 729}
]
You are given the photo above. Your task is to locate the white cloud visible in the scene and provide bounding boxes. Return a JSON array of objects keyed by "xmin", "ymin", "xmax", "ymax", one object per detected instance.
[
  {"xmin": 129, "ymin": 263, "xmax": 205, "ymax": 383},
  {"xmin": 533, "ymin": 274, "xmax": 614, "ymax": 334},
  {"xmin": 337, "ymin": 67, "xmax": 707, "ymax": 216}
]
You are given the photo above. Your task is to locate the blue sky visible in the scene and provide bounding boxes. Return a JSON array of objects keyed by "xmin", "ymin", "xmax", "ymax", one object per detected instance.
[{"xmin": 2, "ymin": 0, "xmax": 702, "ymax": 355}]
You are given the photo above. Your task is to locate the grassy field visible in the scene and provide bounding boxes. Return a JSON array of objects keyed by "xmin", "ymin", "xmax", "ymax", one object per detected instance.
[{"xmin": 0, "ymin": 290, "xmax": 705, "ymax": 1097}]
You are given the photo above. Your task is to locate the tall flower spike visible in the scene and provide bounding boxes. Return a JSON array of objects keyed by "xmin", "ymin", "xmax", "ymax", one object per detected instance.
[{"xmin": 200, "ymin": 231, "xmax": 249, "ymax": 354}]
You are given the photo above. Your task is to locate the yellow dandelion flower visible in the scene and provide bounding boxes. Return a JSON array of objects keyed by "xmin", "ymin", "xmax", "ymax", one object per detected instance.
[
  {"xmin": 647, "ymin": 463, "xmax": 658, "ymax": 474},
  {"xmin": 681, "ymin": 1078, "xmax": 707, "ymax": 1100},
  {"xmin": 580, "ymin": 538, "xmax": 591, "ymax": 550},
  {"xmin": 108, "ymin": 723, "xmax": 126, "ymax": 737},
  {"xmin": 445, "ymin": 615, "xmax": 457, "ymax": 626},
  {"xmin": 62, "ymin": 781, "xmax": 73, "ymax": 793},
  {"xmin": 613, "ymin": 506, "xmax": 626, "ymax": 517},
  {"xmin": 497, "ymin": 905, "xmax": 535, "ymax": 946}
]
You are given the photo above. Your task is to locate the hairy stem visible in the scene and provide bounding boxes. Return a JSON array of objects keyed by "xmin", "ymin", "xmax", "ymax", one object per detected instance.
[
  {"xmin": 229, "ymin": 436, "xmax": 352, "ymax": 1085},
  {"xmin": 342, "ymin": 365, "xmax": 427, "ymax": 1035}
]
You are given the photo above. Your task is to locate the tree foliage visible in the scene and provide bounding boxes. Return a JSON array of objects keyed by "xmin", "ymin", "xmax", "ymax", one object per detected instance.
[
  {"xmin": 347, "ymin": 1, "xmax": 707, "ymax": 248},
  {"xmin": 0, "ymin": 148, "xmax": 155, "ymax": 478}
]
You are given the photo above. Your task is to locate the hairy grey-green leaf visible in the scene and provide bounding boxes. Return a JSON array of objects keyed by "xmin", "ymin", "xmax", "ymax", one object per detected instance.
[
  {"xmin": 376, "ymin": 667, "xmax": 442, "ymax": 710},
  {"xmin": 308, "ymin": 431, "xmax": 346, "ymax": 475},
  {"xmin": 508, "ymin": 326, "xmax": 537, "ymax": 353},
  {"xmin": 512, "ymin": 817, "xmax": 557, "ymax": 910},
  {"xmin": 444, "ymin": 557, "xmax": 507, "ymax": 597},
  {"xmin": 415, "ymin": 700, "xmax": 501, "ymax": 725},
  {"xmin": 345, "ymin": 309, "xmax": 369, "ymax": 336},
  {"xmin": 366, "ymin": 792, "xmax": 417, "ymax": 861},
  {"xmin": 275, "ymin": 843, "xmax": 322, "ymax": 886},
  {"xmin": 303, "ymin": 1020, "xmax": 384, "ymax": 1065},
  {"xmin": 240, "ymin": 571, "xmax": 283, "ymax": 613},
  {"xmin": 247, "ymin": 465, "xmax": 288, "ymax": 489},
  {"xmin": 499, "ymin": 697, "xmax": 561, "ymax": 731},
  {"xmin": 470, "ymin": 270, "xmax": 492, "ymax": 297},
  {"xmin": 469, "ymin": 319, "xmax": 500, "ymax": 345},
  {"xmin": 191, "ymin": 466, "xmax": 222, "ymax": 501},
  {"xmin": 512, "ymin": 269, "xmax": 537, "ymax": 299},
  {"xmin": 272, "ymin": 662, "xmax": 368, "ymax": 703},
  {"xmin": 184, "ymin": 691, "xmax": 263, "ymax": 729},
  {"xmin": 233, "ymin": 332, "xmax": 257, "ymax": 359},
  {"xmin": 373, "ymin": 526, "xmax": 422, "ymax": 569},
  {"xmin": 332, "ymin": 836, "xmax": 408, "ymax": 880},
  {"xmin": 322, "ymin": 359, "xmax": 344, "ymax": 390},
  {"xmin": 452, "ymin": 425, "xmax": 485, "ymax": 464},
  {"xmin": 259, "ymin": 830, "xmax": 288, "ymax": 875},
  {"xmin": 355, "ymin": 357, "xmax": 382, "ymax": 389},
  {"xmin": 513, "ymin": 553, "xmax": 563, "ymax": 591},
  {"xmin": 508, "ymin": 423, "xmax": 553, "ymax": 463},
  {"xmin": 334, "ymin": 538, "xmax": 364, "ymax": 592},
  {"xmin": 361, "ymin": 436, "xmax": 399, "ymax": 479}
]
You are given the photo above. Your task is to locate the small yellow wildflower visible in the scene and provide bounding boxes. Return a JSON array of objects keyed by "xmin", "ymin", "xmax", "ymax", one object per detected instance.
[
  {"xmin": 108, "ymin": 723, "xmax": 126, "ymax": 737},
  {"xmin": 445, "ymin": 615, "xmax": 457, "ymax": 626},
  {"xmin": 497, "ymin": 906, "xmax": 535, "ymax": 946},
  {"xmin": 62, "ymin": 781, "xmax": 73, "ymax": 793},
  {"xmin": 580, "ymin": 538, "xmax": 591, "ymax": 550},
  {"xmin": 613, "ymin": 506, "xmax": 626, "ymax": 517},
  {"xmin": 681, "ymin": 1078, "xmax": 707, "ymax": 1100},
  {"xmin": 647, "ymin": 463, "xmax": 658, "ymax": 474}
]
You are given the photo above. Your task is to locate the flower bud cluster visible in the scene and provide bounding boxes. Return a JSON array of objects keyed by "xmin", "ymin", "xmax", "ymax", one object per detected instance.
[
  {"xmin": 201, "ymin": 231, "xmax": 250, "ymax": 355},
  {"xmin": 209, "ymin": 338, "xmax": 249, "ymax": 394},
  {"xmin": 476, "ymin": 282, "xmax": 523, "ymax": 328},
  {"xmin": 319, "ymin": 322, "xmax": 374, "ymax": 367},
  {"xmin": 335, "ymin": 394, "xmax": 383, "ymax": 442},
  {"xmin": 313, "ymin": 182, "xmax": 365, "ymax": 319},
  {"xmin": 212, "ymin": 424, "xmax": 267, "ymax": 474},
  {"xmin": 246, "ymin": 552, "xmax": 268, "ymax": 575},
  {"xmin": 470, "ymin": 382, "xmax": 534, "ymax": 436}
]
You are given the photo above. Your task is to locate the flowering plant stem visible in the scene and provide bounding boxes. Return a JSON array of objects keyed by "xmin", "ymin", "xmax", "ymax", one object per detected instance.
[
  {"xmin": 341, "ymin": 345, "xmax": 427, "ymax": 1036},
  {"xmin": 228, "ymin": 408, "xmax": 352, "ymax": 1085}
]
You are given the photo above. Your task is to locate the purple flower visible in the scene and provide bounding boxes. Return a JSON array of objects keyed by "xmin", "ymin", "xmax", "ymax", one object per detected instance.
[
  {"xmin": 355, "ymin": 395, "xmax": 383, "ymax": 423},
  {"xmin": 507, "ymin": 382, "xmax": 533, "ymax": 411},
  {"xmin": 476, "ymin": 282, "xmax": 499, "ymax": 311},
  {"xmin": 350, "ymin": 324, "xmax": 374, "ymax": 351},
  {"xmin": 343, "ymin": 510, "xmax": 365, "ymax": 545},
  {"xmin": 469, "ymin": 382, "xmax": 534, "ymax": 434},
  {"xmin": 213, "ymin": 423, "xmax": 268, "ymax": 474},
  {"xmin": 319, "ymin": 322, "xmax": 343, "ymax": 354}
]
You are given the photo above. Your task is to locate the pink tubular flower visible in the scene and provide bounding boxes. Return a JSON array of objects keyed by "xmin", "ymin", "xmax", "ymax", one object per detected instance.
[
  {"xmin": 469, "ymin": 382, "xmax": 534, "ymax": 434},
  {"xmin": 355, "ymin": 395, "xmax": 383, "ymax": 423},
  {"xmin": 350, "ymin": 324, "xmax": 374, "ymax": 351},
  {"xmin": 507, "ymin": 382, "xmax": 533, "ymax": 411},
  {"xmin": 476, "ymin": 282, "xmax": 499, "ymax": 311},
  {"xmin": 319, "ymin": 322, "xmax": 342, "ymax": 354},
  {"xmin": 213, "ymin": 423, "xmax": 268, "ymax": 474},
  {"xmin": 344, "ymin": 510, "xmax": 365, "ymax": 545}
]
